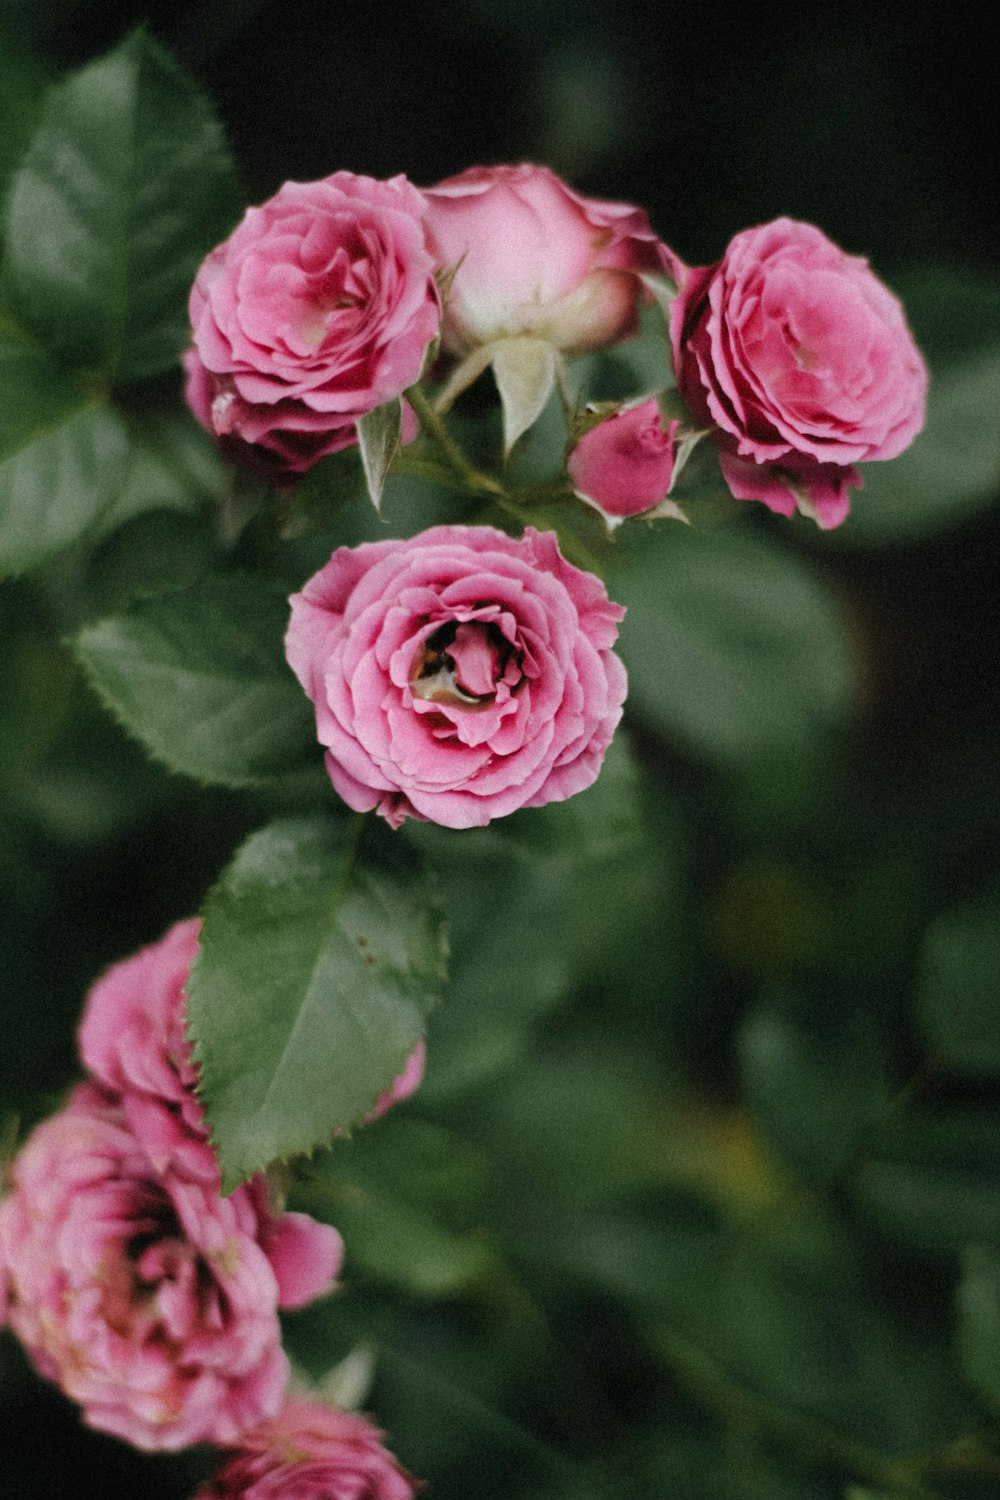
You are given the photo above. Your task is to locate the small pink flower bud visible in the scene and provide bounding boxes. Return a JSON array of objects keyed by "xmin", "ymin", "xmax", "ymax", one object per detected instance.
[{"xmin": 567, "ymin": 400, "xmax": 679, "ymax": 521}]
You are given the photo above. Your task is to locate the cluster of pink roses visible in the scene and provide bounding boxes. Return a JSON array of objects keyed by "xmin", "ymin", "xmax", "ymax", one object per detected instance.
[
  {"xmin": 181, "ymin": 162, "xmax": 927, "ymax": 833},
  {"xmin": 0, "ymin": 921, "xmax": 418, "ymax": 1498},
  {"xmin": 184, "ymin": 161, "xmax": 927, "ymax": 530}
]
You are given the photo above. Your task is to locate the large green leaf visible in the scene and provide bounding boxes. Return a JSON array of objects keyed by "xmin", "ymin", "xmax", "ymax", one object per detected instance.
[
  {"xmin": 916, "ymin": 885, "xmax": 1000, "ymax": 1076},
  {"xmin": 74, "ymin": 573, "xmax": 315, "ymax": 787},
  {"xmin": 4, "ymin": 29, "xmax": 241, "ymax": 382},
  {"xmin": 605, "ymin": 523, "xmax": 854, "ymax": 773},
  {"xmin": 187, "ymin": 816, "xmax": 448, "ymax": 1189}
]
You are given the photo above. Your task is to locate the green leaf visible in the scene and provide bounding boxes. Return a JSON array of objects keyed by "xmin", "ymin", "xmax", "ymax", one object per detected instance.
[
  {"xmin": 850, "ymin": 1106, "xmax": 1000, "ymax": 1256},
  {"xmin": 739, "ymin": 985, "xmax": 892, "ymax": 1184},
  {"xmin": 606, "ymin": 523, "xmax": 854, "ymax": 773},
  {"xmin": 917, "ymin": 886, "xmax": 1000, "ymax": 1075},
  {"xmin": 835, "ymin": 269, "xmax": 1000, "ymax": 545},
  {"xmin": 410, "ymin": 736, "xmax": 678, "ymax": 1102},
  {"xmin": 357, "ymin": 398, "xmax": 402, "ymax": 511},
  {"xmin": 0, "ymin": 345, "xmax": 132, "ymax": 572},
  {"xmin": 653, "ymin": 1219, "xmax": 975, "ymax": 1460},
  {"xmin": 74, "ymin": 573, "xmax": 315, "ymax": 787},
  {"xmin": 957, "ymin": 1245, "xmax": 1000, "ymax": 1408},
  {"xmin": 187, "ymin": 815, "xmax": 448, "ymax": 1189},
  {"xmin": 304, "ymin": 1121, "xmax": 497, "ymax": 1299},
  {"xmin": 4, "ymin": 28, "xmax": 241, "ymax": 382}
]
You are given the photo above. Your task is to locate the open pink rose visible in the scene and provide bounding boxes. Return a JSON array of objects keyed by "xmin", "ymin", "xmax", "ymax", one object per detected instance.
[
  {"xmin": 184, "ymin": 172, "xmax": 440, "ymax": 477},
  {"xmin": 286, "ymin": 524, "xmax": 627, "ymax": 829},
  {"xmin": 668, "ymin": 217, "xmax": 927, "ymax": 528},
  {"xmin": 0, "ymin": 1083, "xmax": 339, "ymax": 1451},
  {"xmin": 193, "ymin": 1397, "xmax": 418, "ymax": 1499},
  {"xmin": 424, "ymin": 163, "xmax": 662, "ymax": 357},
  {"xmin": 567, "ymin": 400, "xmax": 679, "ymax": 522}
]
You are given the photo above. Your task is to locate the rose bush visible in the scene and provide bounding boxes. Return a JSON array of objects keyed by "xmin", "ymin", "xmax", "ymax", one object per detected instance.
[
  {"xmin": 567, "ymin": 399, "xmax": 680, "ymax": 523},
  {"xmin": 193, "ymin": 1397, "xmax": 417, "ymax": 1499},
  {"xmin": 184, "ymin": 172, "xmax": 440, "ymax": 477},
  {"xmin": 667, "ymin": 217, "xmax": 928, "ymax": 527},
  {"xmin": 0, "ymin": 1083, "xmax": 339, "ymax": 1451},
  {"xmin": 286, "ymin": 524, "xmax": 627, "ymax": 829},
  {"xmin": 423, "ymin": 162, "xmax": 661, "ymax": 357}
]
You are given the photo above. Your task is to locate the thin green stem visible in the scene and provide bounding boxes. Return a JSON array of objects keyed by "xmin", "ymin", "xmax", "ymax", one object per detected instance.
[{"xmin": 405, "ymin": 385, "xmax": 505, "ymax": 498}]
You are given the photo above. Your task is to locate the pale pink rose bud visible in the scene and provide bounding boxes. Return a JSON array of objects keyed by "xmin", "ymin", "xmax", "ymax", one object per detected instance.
[
  {"xmin": 0, "ymin": 1084, "xmax": 342, "ymax": 1451},
  {"xmin": 423, "ymin": 163, "xmax": 662, "ymax": 358},
  {"xmin": 184, "ymin": 172, "xmax": 440, "ymax": 478},
  {"xmin": 567, "ymin": 400, "xmax": 680, "ymax": 522},
  {"xmin": 192, "ymin": 1397, "xmax": 419, "ymax": 1499},
  {"xmin": 669, "ymin": 217, "xmax": 928, "ymax": 528},
  {"xmin": 285, "ymin": 524, "xmax": 627, "ymax": 830}
]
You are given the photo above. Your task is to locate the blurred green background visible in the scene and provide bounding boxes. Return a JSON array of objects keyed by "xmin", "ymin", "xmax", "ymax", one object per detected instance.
[{"xmin": 2, "ymin": 5, "xmax": 998, "ymax": 1498}]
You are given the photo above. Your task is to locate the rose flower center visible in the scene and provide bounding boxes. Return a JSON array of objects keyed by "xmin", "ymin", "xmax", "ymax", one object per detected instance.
[{"xmin": 410, "ymin": 621, "xmax": 522, "ymax": 709}]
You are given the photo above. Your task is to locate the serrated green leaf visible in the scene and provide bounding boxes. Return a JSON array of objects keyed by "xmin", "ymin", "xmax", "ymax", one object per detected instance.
[
  {"xmin": 356, "ymin": 398, "xmax": 402, "ymax": 511},
  {"xmin": 917, "ymin": 887, "xmax": 1000, "ymax": 1075},
  {"xmin": 4, "ymin": 28, "xmax": 241, "ymax": 382},
  {"xmin": 187, "ymin": 816, "xmax": 448, "ymax": 1189},
  {"xmin": 606, "ymin": 523, "xmax": 855, "ymax": 773},
  {"xmin": 74, "ymin": 573, "xmax": 315, "ymax": 786}
]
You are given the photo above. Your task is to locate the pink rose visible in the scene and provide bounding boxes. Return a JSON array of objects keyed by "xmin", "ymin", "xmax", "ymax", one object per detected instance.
[
  {"xmin": 286, "ymin": 525, "xmax": 627, "ymax": 830},
  {"xmin": 668, "ymin": 218, "xmax": 928, "ymax": 528},
  {"xmin": 0, "ymin": 1083, "xmax": 339, "ymax": 1451},
  {"xmin": 184, "ymin": 172, "xmax": 441, "ymax": 477},
  {"xmin": 424, "ymin": 163, "xmax": 661, "ymax": 358},
  {"xmin": 193, "ymin": 1397, "xmax": 418, "ymax": 1499},
  {"xmin": 567, "ymin": 400, "xmax": 680, "ymax": 522},
  {"xmin": 78, "ymin": 917, "xmax": 206, "ymax": 1158}
]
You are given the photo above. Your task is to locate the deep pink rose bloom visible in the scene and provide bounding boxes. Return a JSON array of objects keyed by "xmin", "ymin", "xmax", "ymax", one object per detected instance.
[
  {"xmin": 423, "ymin": 163, "xmax": 662, "ymax": 357},
  {"xmin": 193, "ymin": 1398, "xmax": 418, "ymax": 1499},
  {"xmin": 184, "ymin": 172, "xmax": 440, "ymax": 477},
  {"xmin": 0, "ymin": 1084, "xmax": 339, "ymax": 1451},
  {"xmin": 567, "ymin": 400, "xmax": 679, "ymax": 522},
  {"xmin": 286, "ymin": 524, "xmax": 627, "ymax": 830},
  {"xmin": 668, "ymin": 218, "xmax": 928, "ymax": 528}
]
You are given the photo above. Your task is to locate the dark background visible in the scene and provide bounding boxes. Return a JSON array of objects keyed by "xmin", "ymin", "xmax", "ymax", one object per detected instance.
[{"xmin": 1, "ymin": 5, "xmax": 996, "ymax": 1496}]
